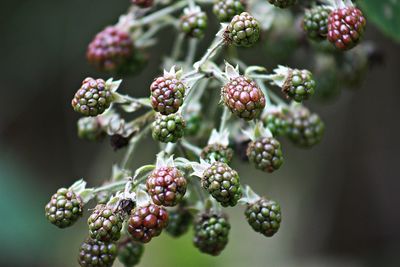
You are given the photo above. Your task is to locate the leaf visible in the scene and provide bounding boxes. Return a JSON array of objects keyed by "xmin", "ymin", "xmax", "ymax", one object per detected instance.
[
  {"xmin": 133, "ymin": 164, "xmax": 155, "ymax": 179},
  {"xmin": 358, "ymin": 0, "xmax": 400, "ymax": 42}
]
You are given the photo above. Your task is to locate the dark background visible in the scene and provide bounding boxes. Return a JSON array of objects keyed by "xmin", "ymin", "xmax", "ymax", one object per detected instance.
[{"xmin": 0, "ymin": 0, "xmax": 399, "ymax": 266}]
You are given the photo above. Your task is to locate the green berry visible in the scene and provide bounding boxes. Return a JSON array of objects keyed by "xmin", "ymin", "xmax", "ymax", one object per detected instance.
[
  {"xmin": 78, "ymin": 238, "xmax": 117, "ymax": 267},
  {"xmin": 200, "ymin": 143, "xmax": 234, "ymax": 164},
  {"xmin": 152, "ymin": 114, "xmax": 186, "ymax": 143},
  {"xmin": 247, "ymin": 137, "xmax": 284, "ymax": 173},
  {"xmin": 180, "ymin": 8, "xmax": 208, "ymax": 38},
  {"xmin": 184, "ymin": 113, "xmax": 202, "ymax": 136},
  {"xmin": 282, "ymin": 69, "xmax": 316, "ymax": 102},
  {"xmin": 245, "ymin": 198, "xmax": 281, "ymax": 237},
  {"xmin": 166, "ymin": 201, "xmax": 193, "ymax": 237},
  {"xmin": 268, "ymin": 0, "xmax": 296, "ymax": 8},
  {"xmin": 88, "ymin": 205, "xmax": 123, "ymax": 242},
  {"xmin": 225, "ymin": 12, "xmax": 260, "ymax": 47},
  {"xmin": 117, "ymin": 238, "xmax": 144, "ymax": 267},
  {"xmin": 303, "ymin": 6, "xmax": 330, "ymax": 41},
  {"xmin": 193, "ymin": 211, "xmax": 231, "ymax": 256},
  {"xmin": 263, "ymin": 109, "xmax": 290, "ymax": 137},
  {"xmin": 287, "ymin": 105, "xmax": 325, "ymax": 147},
  {"xmin": 72, "ymin": 77, "xmax": 113, "ymax": 116},
  {"xmin": 45, "ymin": 188, "xmax": 83, "ymax": 228},
  {"xmin": 201, "ymin": 162, "xmax": 242, "ymax": 207},
  {"xmin": 213, "ymin": 0, "xmax": 245, "ymax": 22}
]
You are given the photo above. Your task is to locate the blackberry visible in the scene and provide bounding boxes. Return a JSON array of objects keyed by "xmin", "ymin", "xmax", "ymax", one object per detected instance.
[
  {"xmin": 282, "ymin": 69, "xmax": 316, "ymax": 102},
  {"xmin": 45, "ymin": 188, "xmax": 83, "ymax": 228},
  {"xmin": 327, "ymin": 6, "xmax": 366, "ymax": 51},
  {"xmin": 150, "ymin": 72, "xmax": 186, "ymax": 115},
  {"xmin": 247, "ymin": 137, "xmax": 283, "ymax": 173},
  {"xmin": 166, "ymin": 202, "xmax": 193, "ymax": 237},
  {"xmin": 117, "ymin": 238, "xmax": 144, "ymax": 267},
  {"xmin": 263, "ymin": 109, "xmax": 290, "ymax": 137},
  {"xmin": 225, "ymin": 12, "xmax": 260, "ymax": 47},
  {"xmin": 201, "ymin": 162, "xmax": 242, "ymax": 207},
  {"xmin": 152, "ymin": 114, "xmax": 185, "ymax": 143},
  {"xmin": 222, "ymin": 76, "xmax": 266, "ymax": 120},
  {"xmin": 267, "ymin": 0, "xmax": 296, "ymax": 9},
  {"xmin": 72, "ymin": 78, "xmax": 113, "ymax": 117},
  {"xmin": 245, "ymin": 198, "xmax": 281, "ymax": 237},
  {"xmin": 193, "ymin": 211, "xmax": 230, "ymax": 256},
  {"xmin": 200, "ymin": 143, "xmax": 234, "ymax": 164},
  {"xmin": 303, "ymin": 6, "xmax": 330, "ymax": 41},
  {"xmin": 128, "ymin": 204, "xmax": 169, "ymax": 243},
  {"xmin": 78, "ymin": 238, "xmax": 117, "ymax": 267},
  {"xmin": 146, "ymin": 167, "xmax": 187, "ymax": 206},
  {"xmin": 287, "ymin": 105, "xmax": 324, "ymax": 147},
  {"xmin": 180, "ymin": 8, "xmax": 208, "ymax": 38},
  {"xmin": 88, "ymin": 205, "xmax": 123, "ymax": 242},
  {"xmin": 213, "ymin": 0, "xmax": 245, "ymax": 22},
  {"xmin": 87, "ymin": 26, "xmax": 134, "ymax": 74}
]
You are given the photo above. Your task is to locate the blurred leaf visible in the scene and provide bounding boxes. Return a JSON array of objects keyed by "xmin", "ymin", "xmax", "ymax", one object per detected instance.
[{"xmin": 358, "ymin": 0, "xmax": 400, "ymax": 42}]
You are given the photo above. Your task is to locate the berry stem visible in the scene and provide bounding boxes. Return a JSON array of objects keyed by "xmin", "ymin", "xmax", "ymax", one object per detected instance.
[
  {"xmin": 219, "ymin": 106, "xmax": 231, "ymax": 133},
  {"xmin": 94, "ymin": 180, "xmax": 128, "ymax": 194},
  {"xmin": 256, "ymin": 79, "xmax": 272, "ymax": 106},
  {"xmin": 185, "ymin": 38, "xmax": 198, "ymax": 67},
  {"xmin": 122, "ymin": 123, "xmax": 152, "ymax": 169},
  {"xmin": 171, "ymin": 33, "xmax": 186, "ymax": 62},
  {"xmin": 180, "ymin": 139, "xmax": 202, "ymax": 156},
  {"xmin": 194, "ymin": 37, "xmax": 225, "ymax": 71}
]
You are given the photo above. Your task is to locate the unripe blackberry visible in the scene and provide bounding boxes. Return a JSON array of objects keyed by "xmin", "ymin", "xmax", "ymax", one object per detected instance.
[
  {"xmin": 88, "ymin": 205, "xmax": 123, "ymax": 242},
  {"xmin": 152, "ymin": 114, "xmax": 185, "ymax": 143},
  {"xmin": 282, "ymin": 69, "xmax": 316, "ymax": 102},
  {"xmin": 303, "ymin": 6, "xmax": 330, "ymax": 41},
  {"xmin": 202, "ymin": 162, "xmax": 242, "ymax": 207},
  {"xmin": 128, "ymin": 204, "xmax": 169, "ymax": 243},
  {"xmin": 200, "ymin": 143, "xmax": 234, "ymax": 164},
  {"xmin": 166, "ymin": 202, "xmax": 193, "ymax": 237},
  {"xmin": 287, "ymin": 106, "xmax": 324, "ymax": 147},
  {"xmin": 131, "ymin": 0, "xmax": 154, "ymax": 8},
  {"xmin": 78, "ymin": 238, "xmax": 117, "ymax": 267},
  {"xmin": 267, "ymin": 0, "xmax": 296, "ymax": 8},
  {"xmin": 78, "ymin": 117, "xmax": 105, "ymax": 141},
  {"xmin": 327, "ymin": 6, "xmax": 366, "ymax": 51},
  {"xmin": 213, "ymin": 0, "xmax": 245, "ymax": 22},
  {"xmin": 245, "ymin": 198, "xmax": 281, "ymax": 237},
  {"xmin": 180, "ymin": 8, "xmax": 208, "ymax": 38},
  {"xmin": 146, "ymin": 167, "xmax": 187, "ymax": 207},
  {"xmin": 184, "ymin": 113, "xmax": 202, "ymax": 136},
  {"xmin": 247, "ymin": 137, "xmax": 283, "ymax": 173},
  {"xmin": 117, "ymin": 238, "xmax": 144, "ymax": 267},
  {"xmin": 72, "ymin": 78, "xmax": 113, "ymax": 116},
  {"xmin": 87, "ymin": 26, "xmax": 134, "ymax": 73},
  {"xmin": 225, "ymin": 12, "xmax": 260, "ymax": 47},
  {"xmin": 263, "ymin": 110, "xmax": 289, "ymax": 137},
  {"xmin": 193, "ymin": 212, "xmax": 230, "ymax": 256},
  {"xmin": 150, "ymin": 75, "xmax": 186, "ymax": 115},
  {"xmin": 45, "ymin": 188, "xmax": 83, "ymax": 228},
  {"xmin": 222, "ymin": 76, "xmax": 266, "ymax": 120}
]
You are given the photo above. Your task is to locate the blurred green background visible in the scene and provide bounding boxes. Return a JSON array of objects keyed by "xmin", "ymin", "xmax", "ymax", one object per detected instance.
[{"xmin": 1, "ymin": 0, "xmax": 400, "ymax": 266}]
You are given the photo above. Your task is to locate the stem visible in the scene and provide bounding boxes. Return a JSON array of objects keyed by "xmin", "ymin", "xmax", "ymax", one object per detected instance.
[
  {"xmin": 131, "ymin": 1, "xmax": 188, "ymax": 27},
  {"xmin": 185, "ymin": 38, "xmax": 198, "ymax": 67},
  {"xmin": 256, "ymin": 79, "xmax": 271, "ymax": 106},
  {"xmin": 181, "ymin": 76, "xmax": 207, "ymax": 113},
  {"xmin": 219, "ymin": 106, "xmax": 230, "ymax": 133},
  {"xmin": 194, "ymin": 37, "xmax": 225, "ymax": 71},
  {"xmin": 181, "ymin": 139, "xmax": 202, "ymax": 156},
  {"xmin": 122, "ymin": 123, "xmax": 152, "ymax": 169},
  {"xmin": 268, "ymin": 89, "xmax": 287, "ymax": 106},
  {"xmin": 94, "ymin": 180, "xmax": 127, "ymax": 193},
  {"xmin": 171, "ymin": 33, "xmax": 185, "ymax": 62}
]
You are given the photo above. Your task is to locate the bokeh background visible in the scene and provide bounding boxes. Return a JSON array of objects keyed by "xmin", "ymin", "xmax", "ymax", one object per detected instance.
[{"xmin": 1, "ymin": 0, "xmax": 400, "ymax": 266}]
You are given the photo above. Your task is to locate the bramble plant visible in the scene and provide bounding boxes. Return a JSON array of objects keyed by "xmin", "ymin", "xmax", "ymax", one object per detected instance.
[{"xmin": 45, "ymin": 0, "xmax": 372, "ymax": 266}]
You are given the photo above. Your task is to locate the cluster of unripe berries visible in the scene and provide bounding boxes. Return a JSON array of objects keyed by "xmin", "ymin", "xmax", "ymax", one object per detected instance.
[{"xmin": 48, "ymin": 0, "xmax": 369, "ymax": 266}]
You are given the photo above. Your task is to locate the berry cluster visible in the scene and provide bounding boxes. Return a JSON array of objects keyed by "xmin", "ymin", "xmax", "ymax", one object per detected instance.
[{"xmin": 46, "ymin": 0, "xmax": 371, "ymax": 265}]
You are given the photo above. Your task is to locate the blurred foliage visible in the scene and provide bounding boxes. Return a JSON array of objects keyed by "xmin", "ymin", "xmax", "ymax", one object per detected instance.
[{"xmin": 359, "ymin": 0, "xmax": 400, "ymax": 42}]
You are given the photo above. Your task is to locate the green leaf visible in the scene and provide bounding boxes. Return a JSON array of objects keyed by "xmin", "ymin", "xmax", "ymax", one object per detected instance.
[{"xmin": 358, "ymin": 0, "xmax": 400, "ymax": 42}]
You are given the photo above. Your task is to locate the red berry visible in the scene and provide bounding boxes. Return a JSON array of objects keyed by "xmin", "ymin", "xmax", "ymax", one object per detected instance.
[
  {"xmin": 222, "ymin": 76, "xmax": 266, "ymax": 120},
  {"xmin": 87, "ymin": 26, "xmax": 134, "ymax": 73},
  {"xmin": 327, "ymin": 7, "xmax": 366, "ymax": 51},
  {"xmin": 146, "ymin": 167, "xmax": 187, "ymax": 207},
  {"xmin": 150, "ymin": 76, "xmax": 186, "ymax": 115},
  {"xmin": 128, "ymin": 204, "xmax": 168, "ymax": 243}
]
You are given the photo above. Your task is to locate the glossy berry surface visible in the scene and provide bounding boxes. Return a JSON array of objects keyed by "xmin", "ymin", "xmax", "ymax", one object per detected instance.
[
  {"xmin": 78, "ymin": 238, "xmax": 117, "ymax": 267},
  {"xmin": 247, "ymin": 137, "xmax": 284, "ymax": 173},
  {"xmin": 245, "ymin": 198, "xmax": 281, "ymax": 237}
]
